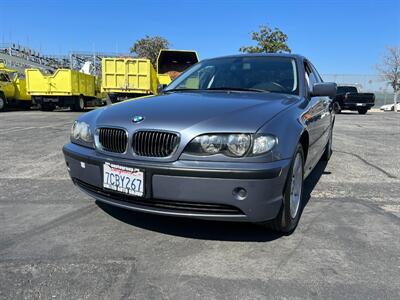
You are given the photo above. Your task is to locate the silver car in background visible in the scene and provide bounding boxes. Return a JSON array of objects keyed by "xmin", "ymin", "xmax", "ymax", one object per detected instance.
[{"xmin": 63, "ymin": 54, "xmax": 336, "ymax": 234}]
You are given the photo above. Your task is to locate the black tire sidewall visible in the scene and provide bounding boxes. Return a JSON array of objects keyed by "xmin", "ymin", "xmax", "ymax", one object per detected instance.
[
  {"xmin": 322, "ymin": 126, "xmax": 333, "ymax": 161},
  {"xmin": 333, "ymin": 102, "xmax": 341, "ymax": 114},
  {"xmin": 72, "ymin": 97, "xmax": 85, "ymax": 112},
  {"xmin": 278, "ymin": 144, "xmax": 305, "ymax": 233},
  {"xmin": 358, "ymin": 108, "xmax": 367, "ymax": 114},
  {"xmin": 0, "ymin": 95, "xmax": 5, "ymax": 111}
]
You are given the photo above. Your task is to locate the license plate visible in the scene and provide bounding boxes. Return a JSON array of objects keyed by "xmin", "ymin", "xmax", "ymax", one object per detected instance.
[
  {"xmin": 103, "ymin": 162, "xmax": 144, "ymax": 197},
  {"xmin": 356, "ymin": 103, "xmax": 366, "ymax": 106}
]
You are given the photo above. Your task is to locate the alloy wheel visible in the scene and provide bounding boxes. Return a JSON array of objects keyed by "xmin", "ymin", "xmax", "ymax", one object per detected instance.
[{"xmin": 290, "ymin": 153, "xmax": 303, "ymax": 219}]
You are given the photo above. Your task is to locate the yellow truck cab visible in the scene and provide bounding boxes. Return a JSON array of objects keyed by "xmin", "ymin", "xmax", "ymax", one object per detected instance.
[
  {"xmin": 0, "ymin": 63, "xmax": 32, "ymax": 111},
  {"xmin": 101, "ymin": 49, "xmax": 198, "ymax": 102}
]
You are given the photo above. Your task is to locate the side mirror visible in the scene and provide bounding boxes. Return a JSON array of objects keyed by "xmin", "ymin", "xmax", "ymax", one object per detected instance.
[{"xmin": 312, "ymin": 82, "xmax": 337, "ymax": 98}]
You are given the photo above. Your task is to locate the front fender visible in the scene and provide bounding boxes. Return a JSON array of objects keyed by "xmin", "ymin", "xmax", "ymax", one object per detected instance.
[{"xmin": 257, "ymin": 102, "xmax": 306, "ymax": 161}]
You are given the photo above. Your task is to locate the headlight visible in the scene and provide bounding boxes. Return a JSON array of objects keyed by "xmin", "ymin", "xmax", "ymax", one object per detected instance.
[
  {"xmin": 227, "ymin": 134, "xmax": 251, "ymax": 156},
  {"xmin": 185, "ymin": 133, "xmax": 276, "ymax": 157},
  {"xmin": 199, "ymin": 135, "xmax": 223, "ymax": 154},
  {"xmin": 71, "ymin": 121, "xmax": 80, "ymax": 140},
  {"xmin": 71, "ymin": 121, "xmax": 94, "ymax": 145},
  {"xmin": 252, "ymin": 135, "xmax": 277, "ymax": 154}
]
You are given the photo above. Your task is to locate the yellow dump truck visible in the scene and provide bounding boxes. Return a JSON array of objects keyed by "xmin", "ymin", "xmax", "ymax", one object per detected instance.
[
  {"xmin": 101, "ymin": 58, "xmax": 158, "ymax": 102},
  {"xmin": 25, "ymin": 68, "xmax": 101, "ymax": 111},
  {"xmin": 0, "ymin": 63, "xmax": 31, "ymax": 111},
  {"xmin": 101, "ymin": 49, "xmax": 198, "ymax": 102}
]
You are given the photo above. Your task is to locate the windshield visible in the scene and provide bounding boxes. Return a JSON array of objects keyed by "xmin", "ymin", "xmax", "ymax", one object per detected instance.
[
  {"xmin": 0, "ymin": 72, "xmax": 11, "ymax": 82},
  {"xmin": 165, "ymin": 56, "xmax": 299, "ymax": 95}
]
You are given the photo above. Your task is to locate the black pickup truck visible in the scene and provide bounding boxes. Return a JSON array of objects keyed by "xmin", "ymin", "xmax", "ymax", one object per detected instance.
[{"xmin": 332, "ymin": 86, "xmax": 375, "ymax": 114}]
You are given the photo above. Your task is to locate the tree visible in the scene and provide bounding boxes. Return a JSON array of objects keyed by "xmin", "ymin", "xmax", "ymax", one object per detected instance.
[
  {"xmin": 377, "ymin": 46, "xmax": 400, "ymax": 112},
  {"xmin": 240, "ymin": 25, "xmax": 291, "ymax": 54},
  {"xmin": 130, "ymin": 35, "xmax": 170, "ymax": 68}
]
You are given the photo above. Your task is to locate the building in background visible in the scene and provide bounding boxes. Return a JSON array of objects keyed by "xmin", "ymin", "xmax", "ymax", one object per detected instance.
[{"xmin": 0, "ymin": 43, "xmax": 131, "ymax": 76}]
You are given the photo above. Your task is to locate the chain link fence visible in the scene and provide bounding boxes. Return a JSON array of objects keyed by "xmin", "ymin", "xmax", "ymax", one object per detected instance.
[{"xmin": 322, "ymin": 74, "xmax": 395, "ymax": 108}]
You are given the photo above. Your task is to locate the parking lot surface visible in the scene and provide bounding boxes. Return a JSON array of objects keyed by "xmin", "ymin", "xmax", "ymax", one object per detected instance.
[{"xmin": 0, "ymin": 109, "xmax": 399, "ymax": 299}]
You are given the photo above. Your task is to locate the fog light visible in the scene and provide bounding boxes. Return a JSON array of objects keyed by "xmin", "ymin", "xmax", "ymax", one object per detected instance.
[{"xmin": 233, "ymin": 187, "xmax": 247, "ymax": 200}]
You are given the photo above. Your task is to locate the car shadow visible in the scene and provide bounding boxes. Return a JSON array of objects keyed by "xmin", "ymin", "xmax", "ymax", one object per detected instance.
[
  {"xmin": 96, "ymin": 160, "xmax": 329, "ymax": 242},
  {"xmin": 301, "ymin": 160, "xmax": 328, "ymax": 209}
]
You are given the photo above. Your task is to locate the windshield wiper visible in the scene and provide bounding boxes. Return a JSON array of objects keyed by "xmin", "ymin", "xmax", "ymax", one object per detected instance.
[
  {"xmin": 163, "ymin": 88, "xmax": 203, "ymax": 93},
  {"xmin": 205, "ymin": 87, "xmax": 268, "ymax": 93},
  {"xmin": 164, "ymin": 87, "xmax": 269, "ymax": 93}
]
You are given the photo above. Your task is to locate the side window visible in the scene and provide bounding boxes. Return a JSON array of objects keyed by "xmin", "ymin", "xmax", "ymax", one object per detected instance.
[
  {"xmin": 0, "ymin": 73, "xmax": 10, "ymax": 82},
  {"xmin": 304, "ymin": 62, "xmax": 318, "ymax": 93},
  {"xmin": 310, "ymin": 63, "xmax": 323, "ymax": 83}
]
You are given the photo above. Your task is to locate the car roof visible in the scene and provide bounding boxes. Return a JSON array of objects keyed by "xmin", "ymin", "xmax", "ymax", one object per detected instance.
[{"xmin": 203, "ymin": 53, "xmax": 306, "ymax": 61}]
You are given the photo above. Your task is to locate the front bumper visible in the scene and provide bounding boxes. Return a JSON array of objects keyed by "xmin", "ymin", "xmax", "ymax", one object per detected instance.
[{"xmin": 63, "ymin": 143, "xmax": 291, "ymax": 222}]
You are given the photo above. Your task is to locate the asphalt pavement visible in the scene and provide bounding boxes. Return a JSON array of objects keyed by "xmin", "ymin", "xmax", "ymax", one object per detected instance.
[{"xmin": 0, "ymin": 109, "xmax": 399, "ymax": 299}]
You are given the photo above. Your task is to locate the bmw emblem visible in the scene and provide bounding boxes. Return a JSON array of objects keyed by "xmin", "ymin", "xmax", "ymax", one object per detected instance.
[{"xmin": 132, "ymin": 116, "xmax": 144, "ymax": 123}]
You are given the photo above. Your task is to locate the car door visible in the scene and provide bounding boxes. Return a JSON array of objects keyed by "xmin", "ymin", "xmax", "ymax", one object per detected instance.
[
  {"xmin": 302, "ymin": 61, "xmax": 327, "ymax": 172},
  {"xmin": 0, "ymin": 73, "xmax": 16, "ymax": 99},
  {"xmin": 310, "ymin": 62, "xmax": 332, "ymax": 150}
]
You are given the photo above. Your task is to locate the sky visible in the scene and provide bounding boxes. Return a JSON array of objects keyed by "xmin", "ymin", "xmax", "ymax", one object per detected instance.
[{"xmin": 0, "ymin": 0, "xmax": 399, "ymax": 75}]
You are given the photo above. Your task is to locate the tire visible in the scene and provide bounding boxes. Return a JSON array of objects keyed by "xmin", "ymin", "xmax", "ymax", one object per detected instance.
[
  {"xmin": 72, "ymin": 97, "xmax": 85, "ymax": 112},
  {"xmin": 0, "ymin": 95, "xmax": 6, "ymax": 112},
  {"xmin": 333, "ymin": 102, "xmax": 341, "ymax": 114},
  {"xmin": 321, "ymin": 125, "xmax": 333, "ymax": 161},
  {"xmin": 358, "ymin": 108, "xmax": 368, "ymax": 115},
  {"xmin": 264, "ymin": 144, "xmax": 304, "ymax": 234}
]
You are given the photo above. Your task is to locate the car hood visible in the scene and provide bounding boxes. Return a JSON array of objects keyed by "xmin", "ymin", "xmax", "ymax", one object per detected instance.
[{"xmin": 95, "ymin": 92, "xmax": 300, "ymax": 133}]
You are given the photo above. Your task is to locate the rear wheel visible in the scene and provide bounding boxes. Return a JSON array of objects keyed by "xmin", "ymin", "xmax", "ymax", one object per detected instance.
[
  {"xmin": 0, "ymin": 95, "xmax": 6, "ymax": 111},
  {"xmin": 72, "ymin": 96, "xmax": 85, "ymax": 112},
  {"xmin": 321, "ymin": 125, "xmax": 333, "ymax": 161},
  {"xmin": 264, "ymin": 144, "xmax": 304, "ymax": 234},
  {"xmin": 358, "ymin": 108, "xmax": 368, "ymax": 115}
]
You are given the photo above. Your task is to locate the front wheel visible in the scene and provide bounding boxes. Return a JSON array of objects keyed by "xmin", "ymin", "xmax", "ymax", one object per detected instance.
[
  {"xmin": 265, "ymin": 144, "xmax": 304, "ymax": 234},
  {"xmin": 0, "ymin": 95, "xmax": 6, "ymax": 111},
  {"xmin": 333, "ymin": 102, "xmax": 341, "ymax": 114}
]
